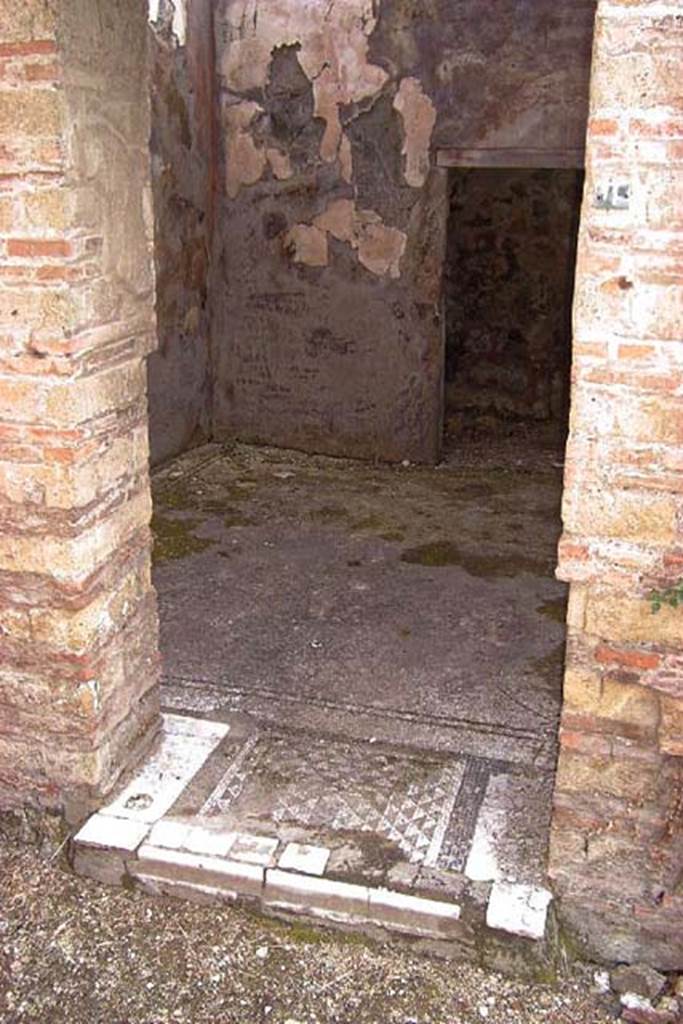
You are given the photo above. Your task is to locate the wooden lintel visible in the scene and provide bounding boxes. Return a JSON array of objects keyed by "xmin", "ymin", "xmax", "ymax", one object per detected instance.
[{"xmin": 436, "ymin": 147, "xmax": 585, "ymax": 170}]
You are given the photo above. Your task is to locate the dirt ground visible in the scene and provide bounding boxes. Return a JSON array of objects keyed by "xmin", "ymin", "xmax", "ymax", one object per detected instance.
[{"xmin": 0, "ymin": 823, "xmax": 617, "ymax": 1024}]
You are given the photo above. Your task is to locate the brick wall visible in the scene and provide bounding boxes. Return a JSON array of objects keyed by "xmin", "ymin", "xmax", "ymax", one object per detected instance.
[
  {"xmin": 0, "ymin": 0, "xmax": 160, "ymax": 811},
  {"xmin": 550, "ymin": 0, "xmax": 683, "ymax": 968}
]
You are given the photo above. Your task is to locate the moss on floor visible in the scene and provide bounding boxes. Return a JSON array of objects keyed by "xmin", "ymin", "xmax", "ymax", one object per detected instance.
[
  {"xmin": 400, "ymin": 541, "xmax": 549, "ymax": 577},
  {"xmin": 537, "ymin": 598, "xmax": 567, "ymax": 623},
  {"xmin": 151, "ymin": 514, "xmax": 215, "ymax": 563}
]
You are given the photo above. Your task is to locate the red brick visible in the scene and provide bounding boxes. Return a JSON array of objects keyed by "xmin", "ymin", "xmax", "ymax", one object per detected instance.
[
  {"xmin": 24, "ymin": 61, "xmax": 60, "ymax": 83},
  {"xmin": 558, "ymin": 541, "xmax": 590, "ymax": 562},
  {"xmin": 7, "ymin": 238, "xmax": 72, "ymax": 258},
  {"xmin": 558, "ymin": 730, "xmax": 612, "ymax": 757},
  {"xmin": 617, "ymin": 344, "xmax": 656, "ymax": 361},
  {"xmin": 0, "ymin": 41, "xmax": 57, "ymax": 58},
  {"xmin": 588, "ymin": 117, "xmax": 621, "ymax": 137},
  {"xmin": 595, "ymin": 645, "xmax": 662, "ymax": 671}
]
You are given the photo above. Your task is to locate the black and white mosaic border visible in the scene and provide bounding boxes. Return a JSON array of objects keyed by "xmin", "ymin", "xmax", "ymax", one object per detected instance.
[{"xmin": 73, "ymin": 714, "xmax": 553, "ymax": 945}]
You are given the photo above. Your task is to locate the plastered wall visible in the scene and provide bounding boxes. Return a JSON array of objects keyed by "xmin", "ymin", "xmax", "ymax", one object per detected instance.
[{"xmin": 204, "ymin": 0, "xmax": 596, "ymax": 463}]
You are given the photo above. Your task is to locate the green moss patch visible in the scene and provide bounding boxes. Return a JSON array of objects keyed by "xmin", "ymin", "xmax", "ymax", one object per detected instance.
[
  {"xmin": 151, "ymin": 514, "xmax": 215, "ymax": 563},
  {"xmin": 401, "ymin": 540, "xmax": 549, "ymax": 577},
  {"xmin": 536, "ymin": 597, "xmax": 567, "ymax": 623}
]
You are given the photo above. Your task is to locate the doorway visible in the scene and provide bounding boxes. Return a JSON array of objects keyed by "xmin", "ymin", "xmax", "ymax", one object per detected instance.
[
  {"xmin": 443, "ymin": 165, "xmax": 584, "ymax": 452},
  {"xmin": 77, "ymin": 0, "xmax": 582, "ymax": 950}
]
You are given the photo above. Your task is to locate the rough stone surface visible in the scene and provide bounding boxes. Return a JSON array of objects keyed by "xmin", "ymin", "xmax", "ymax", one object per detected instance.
[
  {"xmin": 0, "ymin": 0, "xmax": 160, "ymax": 809},
  {"xmin": 550, "ymin": 0, "xmax": 683, "ymax": 971},
  {"xmin": 611, "ymin": 964, "xmax": 667, "ymax": 1002}
]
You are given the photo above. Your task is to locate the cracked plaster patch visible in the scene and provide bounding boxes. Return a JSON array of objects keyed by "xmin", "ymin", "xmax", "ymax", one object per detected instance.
[
  {"xmin": 284, "ymin": 223, "xmax": 329, "ymax": 267},
  {"xmin": 221, "ymin": 0, "xmax": 387, "ymax": 170},
  {"xmin": 224, "ymin": 102, "xmax": 293, "ymax": 196},
  {"xmin": 224, "ymin": 101, "xmax": 267, "ymax": 199},
  {"xmin": 393, "ymin": 77, "xmax": 436, "ymax": 188},
  {"xmin": 266, "ymin": 147, "xmax": 293, "ymax": 181},
  {"xmin": 313, "ymin": 198, "xmax": 406, "ymax": 278}
]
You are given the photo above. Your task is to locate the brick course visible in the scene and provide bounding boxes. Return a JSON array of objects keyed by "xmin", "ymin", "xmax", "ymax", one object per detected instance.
[
  {"xmin": 551, "ymin": 0, "xmax": 683, "ymax": 969},
  {"xmin": 0, "ymin": 0, "xmax": 160, "ymax": 810}
]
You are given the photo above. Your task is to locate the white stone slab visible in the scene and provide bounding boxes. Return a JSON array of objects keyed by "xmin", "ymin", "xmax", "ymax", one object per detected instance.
[
  {"xmin": 134, "ymin": 874, "xmax": 240, "ymax": 905},
  {"xmin": 147, "ymin": 819, "xmax": 192, "ymax": 851},
  {"xmin": 147, "ymin": 819, "xmax": 236, "ymax": 858},
  {"xmin": 100, "ymin": 714, "xmax": 229, "ymax": 825},
  {"xmin": 369, "ymin": 888, "xmax": 461, "ymax": 921},
  {"xmin": 74, "ymin": 813, "xmax": 149, "ymax": 852},
  {"xmin": 230, "ymin": 833, "xmax": 279, "ymax": 866},
  {"xmin": 134, "ymin": 844, "xmax": 264, "ymax": 898},
  {"xmin": 183, "ymin": 825, "xmax": 236, "ymax": 858},
  {"xmin": 278, "ymin": 842, "xmax": 330, "ymax": 877},
  {"xmin": 368, "ymin": 887, "xmax": 463, "ymax": 938},
  {"xmin": 486, "ymin": 881, "xmax": 552, "ymax": 940},
  {"xmin": 465, "ymin": 773, "xmax": 509, "ymax": 882},
  {"xmin": 163, "ymin": 714, "xmax": 230, "ymax": 742},
  {"xmin": 265, "ymin": 869, "xmax": 370, "ymax": 922}
]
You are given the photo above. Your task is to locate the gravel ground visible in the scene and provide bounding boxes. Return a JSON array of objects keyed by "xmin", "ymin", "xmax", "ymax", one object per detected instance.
[{"xmin": 0, "ymin": 826, "xmax": 617, "ymax": 1024}]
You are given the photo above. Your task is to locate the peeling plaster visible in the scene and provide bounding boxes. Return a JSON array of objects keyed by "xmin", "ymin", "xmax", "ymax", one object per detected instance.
[
  {"xmin": 221, "ymin": 0, "xmax": 388, "ymax": 169},
  {"xmin": 224, "ymin": 100, "xmax": 267, "ymax": 198},
  {"xmin": 314, "ymin": 198, "xmax": 357, "ymax": 245},
  {"xmin": 313, "ymin": 198, "xmax": 407, "ymax": 279},
  {"xmin": 338, "ymin": 132, "xmax": 353, "ymax": 184},
  {"xmin": 393, "ymin": 77, "xmax": 436, "ymax": 188},
  {"xmin": 266, "ymin": 147, "xmax": 293, "ymax": 180},
  {"xmin": 284, "ymin": 223, "xmax": 329, "ymax": 267}
]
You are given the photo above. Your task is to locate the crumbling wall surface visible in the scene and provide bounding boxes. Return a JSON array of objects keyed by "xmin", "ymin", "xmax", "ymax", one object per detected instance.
[
  {"xmin": 209, "ymin": 0, "xmax": 596, "ymax": 463},
  {"xmin": 370, "ymin": 0, "xmax": 597, "ymax": 157},
  {"xmin": 146, "ymin": 3, "xmax": 215, "ymax": 466},
  {"xmin": 211, "ymin": 3, "xmax": 447, "ymax": 463},
  {"xmin": 0, "ymin": 0, "xmax": 160, "ymax": 810},
  {"xmin": 444, "ymin": 168, "xmax": 582, "ymax": 428},
  {"xmin": 551, "ymin": 0, "xmax": 683, "ymax": 969}
]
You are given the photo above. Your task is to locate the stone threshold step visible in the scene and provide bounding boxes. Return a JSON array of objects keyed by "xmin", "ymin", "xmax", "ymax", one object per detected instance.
[{"xmin": 71, "ymin": 713, "xmax": 554, "ymax": 953}]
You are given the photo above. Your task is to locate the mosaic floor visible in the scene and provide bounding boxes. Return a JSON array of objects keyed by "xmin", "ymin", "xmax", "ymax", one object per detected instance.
[
  {"xmin": 73, "ymin": 437, "xmax": 565, "ymax": 962},
  {"xmin": 74, "ymin": 714, "xmax": 556, "ymax": 957}
]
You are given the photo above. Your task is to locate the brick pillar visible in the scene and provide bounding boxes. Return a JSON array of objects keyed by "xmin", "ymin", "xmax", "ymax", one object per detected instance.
[
  {"xmin": 0, "ymin": 0, "xmax": 160, "ymax": 812},
  {"xmin": 550, "ymin": 1, "xmax": 683, "ymax": 968}
]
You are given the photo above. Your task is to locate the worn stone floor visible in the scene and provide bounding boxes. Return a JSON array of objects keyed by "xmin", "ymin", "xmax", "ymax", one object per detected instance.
[
  {"xmin": 139, "ymin": 430, "xmax": 566, "ymax": 911},
  {"xmin": 66, "ymin": 429, "xmax": 567, "ymax": 968}
]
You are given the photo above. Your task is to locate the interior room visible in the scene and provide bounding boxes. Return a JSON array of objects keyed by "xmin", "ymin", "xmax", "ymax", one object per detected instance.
[
  {"xmin": 136, "ymin": 0, "xmax": 590, "ymax": 932},
  {"xmin": 4, "ymin": 0, "xmax": 681, "ymax": 975}
]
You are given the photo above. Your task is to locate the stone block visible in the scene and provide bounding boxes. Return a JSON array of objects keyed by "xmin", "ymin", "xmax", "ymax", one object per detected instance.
[
  {"xmin": 0, "ymin": 88, "xmax": 63, "ymax": 136},
  {"xmin": 132, "ymin": 844, "xmax": 264, "ymax": 899},
  {"xmin": 565, "ymin": 489, "xmax": 678, "ymax": 545},
  {"xmin": 230, "ymin": 833, "xmax": 279, "ymax": 866},
  {"xmin": 72, "ymin": 844, "xmax": 130, "ymax": 887},
  {"xmin": 486, "ymin": 882, "xmax": 552, "ymax": 941},
  {"xmin": 278, "ymin": 842, "xmax": 330, "ymax": 877},
  {"xmin": 585, "ymin": 592, "xmax": 683, "ymax": 647},
  {"xmin": 73, "ymin": 811, "xmax": 149, "ymax": 852},
  {"xmin": 367, "ymin": 887, "xmax": 465, "ymax": 939},
  {"xmin": 264, "ymin": 869, "xmax": 370, "ymax": 923},
  {"xmin": 659, "ymin": 695, "xmax": 683, "ymax": 756}
]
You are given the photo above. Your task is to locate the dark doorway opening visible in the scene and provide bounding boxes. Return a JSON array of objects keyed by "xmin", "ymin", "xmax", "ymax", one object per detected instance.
[{"xmin": 443, "ymin": 167, "xmax": 584, "ymax": 450}]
